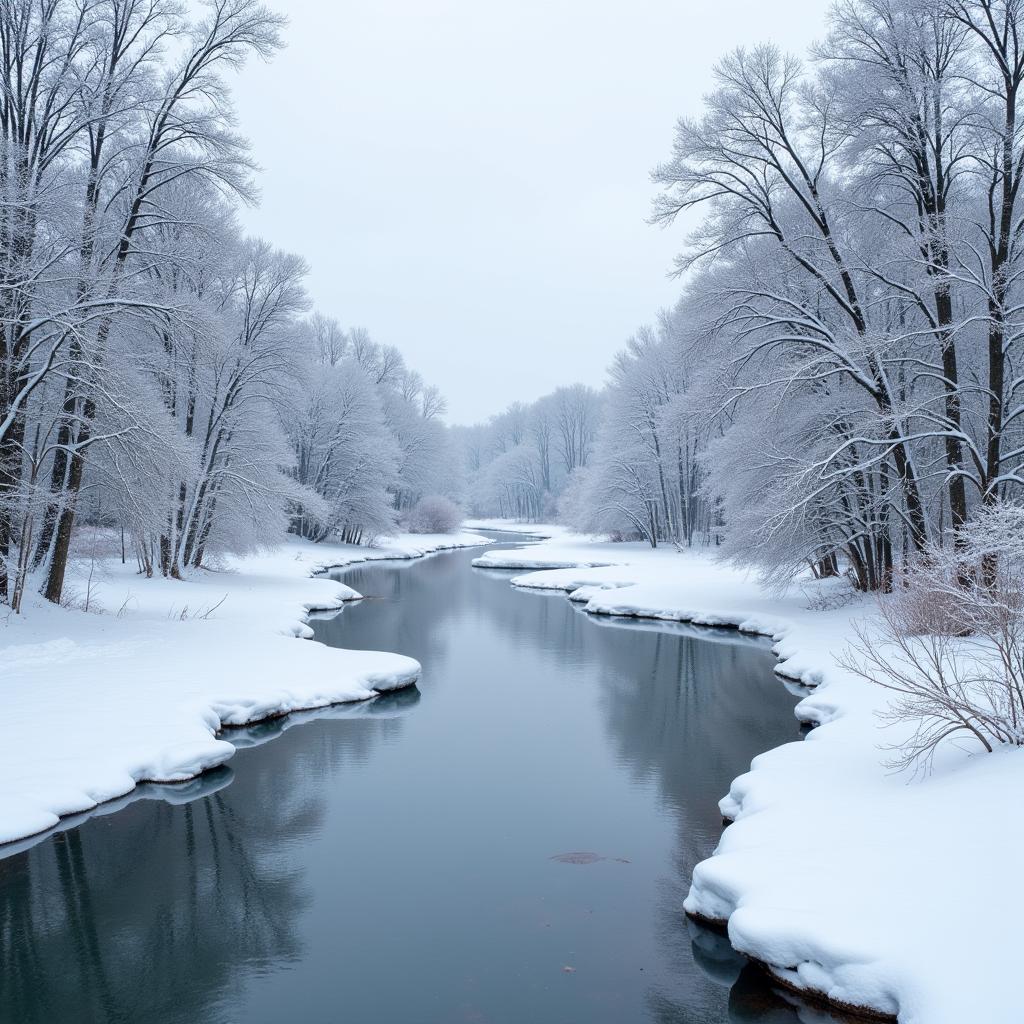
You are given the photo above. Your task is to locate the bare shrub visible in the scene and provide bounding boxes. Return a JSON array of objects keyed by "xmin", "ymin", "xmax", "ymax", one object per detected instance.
[
  {"xmin": 59, "ymin": 584, "xmax": 104, "ymax": 615},
  {"xmin": 801, "ymin": 580, "xmax": 857, "ymax": 612},
  {"xmin": 59, "ymin": 584, "xmax": 86, "ymax": 611},
  {"xmin": 406, "ymin": 495, "xmax": 463, "ymax": 535},
  {"xmin": 167, "ymin": 594, "xmax": 228, "ymax": 621},
  {"xmin": 66, "ymin": 525, "xmax": 122, "ymax": 613},
  {"xmin": 842, "ymin": 503, "xmax": 1024, "ymax": 772}
]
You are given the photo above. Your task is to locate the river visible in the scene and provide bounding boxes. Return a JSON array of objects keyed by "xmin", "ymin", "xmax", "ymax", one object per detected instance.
[{"xmin": 0, "ymin": 535, "xmax": 834, "ymax": 1023}]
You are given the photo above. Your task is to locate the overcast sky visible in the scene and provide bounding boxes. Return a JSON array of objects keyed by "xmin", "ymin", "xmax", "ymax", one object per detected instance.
[{"xmin": 233, "ymin": 0, "xmax": 829, "ymax": 424}]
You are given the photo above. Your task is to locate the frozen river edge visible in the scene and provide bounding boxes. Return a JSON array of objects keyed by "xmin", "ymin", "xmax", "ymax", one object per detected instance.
[
  {"xmin": 0, "ymin": 532, "xmax": 488, "ymax": 851},
  {"xmin": 470, "ymin": 523, "xmax": 1024, "ymax": 1024}
]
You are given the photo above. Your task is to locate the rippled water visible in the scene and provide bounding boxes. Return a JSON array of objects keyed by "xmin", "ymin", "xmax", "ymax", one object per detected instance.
[{"xmin": 0, "ymin": 537, "xmax": 834, "ymax": 1023}]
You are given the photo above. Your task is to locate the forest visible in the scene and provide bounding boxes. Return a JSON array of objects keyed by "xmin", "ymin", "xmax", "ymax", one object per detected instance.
[
  {"xmin": 4, "ymin": 0, "xmax": 1024, "ymax": 610},
  {"xmin": 0, "ymin": 0, "xmax": 460, "ymax": 614},
  {"xmin": 470, "ymin": 0, "xmax": 1024, "ymax": 596}
]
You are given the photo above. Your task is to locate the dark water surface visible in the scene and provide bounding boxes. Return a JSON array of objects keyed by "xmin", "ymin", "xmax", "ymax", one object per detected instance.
[{"xmin": 0, "ymin": 537, "xmax": 830, "ymax": 1023}]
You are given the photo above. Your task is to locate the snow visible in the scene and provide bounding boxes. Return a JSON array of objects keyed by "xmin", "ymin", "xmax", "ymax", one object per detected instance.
[
  {"xmin": 474, "ymin": 527, "xmax": 1024, "ymax": 1024},
  {"xmin": 0, "ymin": 531, "xmax": 488, "ymax": 849},
  {"xmin": 464, "ymin": 518, "xmax": 570, "ymax": 538}
]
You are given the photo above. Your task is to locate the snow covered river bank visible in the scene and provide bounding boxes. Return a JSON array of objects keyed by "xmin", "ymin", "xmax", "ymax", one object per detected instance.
[
  {"xmin": 472, "ymin": 527, "xmax": 1024, "ymax": 1024},
  {"xmin": 0, "ymin": 531, "xmax": 488, "ymax": 847},
  {"xmin": 0, "ymin": 537, "xmax": 830, "ymax": 1023}
]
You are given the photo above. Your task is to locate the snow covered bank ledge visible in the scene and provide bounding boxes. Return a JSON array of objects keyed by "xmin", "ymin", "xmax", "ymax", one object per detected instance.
[
  {"xmin": 475, "ymin": 528, "xmax": 1024, "ymax": 1024},
  {"xmin": 0, "ymin": 531, "xmax": 487, "ymax": 848}
]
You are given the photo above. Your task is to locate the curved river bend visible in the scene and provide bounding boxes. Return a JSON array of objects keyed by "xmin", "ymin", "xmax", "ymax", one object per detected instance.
[{"xmin": 0, "ymin": 537, "xmax": 836, "ymax": 1023}]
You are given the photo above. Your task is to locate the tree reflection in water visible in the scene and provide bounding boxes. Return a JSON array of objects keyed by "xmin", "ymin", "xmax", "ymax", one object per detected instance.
[
  {"xmin": 579, "ymin": 612, "xmax": 840, "ymax": 1023},
  {"xmin": 0, "ymin": 708, "xmax": 405, "ymax": 1024}
]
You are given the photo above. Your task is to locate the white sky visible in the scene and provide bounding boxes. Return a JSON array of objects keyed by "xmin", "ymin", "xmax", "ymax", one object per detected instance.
[{"xmin": 233, "ymin": 0, "xmax": 829, "ymax": 423}]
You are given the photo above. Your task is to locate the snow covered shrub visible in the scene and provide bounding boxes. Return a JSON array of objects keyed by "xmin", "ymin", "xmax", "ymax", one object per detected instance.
[
  {"xmin": 842, "ymin": 504, "xmax": 1024, "ymax": 771},
  {"xmin": 406, "ymin": 496, "xmax": 463, "ymax": 534},
  {"xmin": 556, "ymin": 467, "xmax": 591, "ymax": 531}
]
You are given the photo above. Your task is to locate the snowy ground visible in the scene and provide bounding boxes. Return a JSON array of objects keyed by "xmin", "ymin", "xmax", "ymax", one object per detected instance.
[
  {"xmin": 0, "ymin": 530, "xmax": 487, "ymax": 848},
  {"xmin": 464, "ymin": 518, "xmax": 570, "ymax": 538},
  {"xmin": 474, "ymin": 526, "xmax": 1024, "ymax": 1024}
]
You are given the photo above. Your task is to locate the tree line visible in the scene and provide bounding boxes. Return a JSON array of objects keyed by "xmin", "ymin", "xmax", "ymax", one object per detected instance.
[
  {"xmin": 467, "ymin": 0, "xmax": 1024, "ymax": 592},
  {"xmin": 453, "ymin": 384, "xmax": 602, "ymax": 522},
  {"xmin": 0, "ymin": 0, "xmax": 457, "ymax": 613},
  {"xmin": 9, "ymin": 0, "xmax": 1024, "ymax": 614},
  {"xmin": 651, "ymin": 0, "xmax": 1024, "ymax": 589}
]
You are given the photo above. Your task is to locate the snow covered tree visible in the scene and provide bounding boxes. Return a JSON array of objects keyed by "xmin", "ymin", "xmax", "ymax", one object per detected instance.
[
  {"xmin": 0, "ymin": 0, "xmax": 458, "ymax": 610},
  {"xmin": 286, "ymin": 346, "xmax": 399, "ymax": 545},
  {"xmin": 460, "ymin": 386, "xmax": 601, "ymax": 522}
]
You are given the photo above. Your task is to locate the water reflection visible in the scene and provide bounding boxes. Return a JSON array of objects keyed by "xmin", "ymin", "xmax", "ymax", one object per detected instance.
[
  {"xmin": 0, "ymin": 774, "xmax": 304, "ymax": 1024},
  {"xmin": 0, "ymin": 540, "xmax": 842, "ymax": 1023},
  {"xmin": 0, "ymin": 709, "xmax": 407, "ymax": 1024},
  {"xmin": 569, "ymin": 607, "xmax": 809, "ymax": 1021}
]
